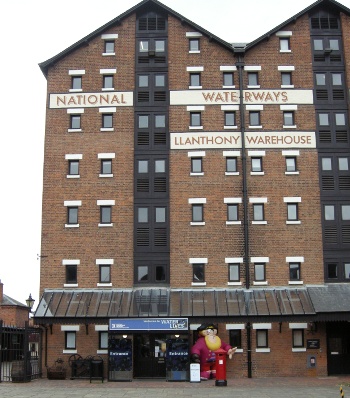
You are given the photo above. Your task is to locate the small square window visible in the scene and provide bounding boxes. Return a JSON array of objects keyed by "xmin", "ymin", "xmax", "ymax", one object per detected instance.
[
  {"xmin": 71, "ymin": 76, "xmax": 82, "ymax": 90},
  {"xmin": 292, "ymin": 330, "xmax": 304, "ymax": 348},
  {"xmin": 225, "ymin": 111, "xmax": 236, "ymax": 126},
  {"xmin": 155, "ymin": 40, "xmax": 165, "ymax": 52},
  {"xmin": 324, "ymin": 205, "xmax": 335, "ymax": 221},
  {"xmin": 138, "ymin": 265, "xmax": 149, "ymax": 282},
  {"xmin": 249, "ymin": 111, "xmax": 260, "ymax": 126},
  {"xmin": 335, "ymin": 113, "xmax": 346, "ymax": 126},
  {"xmin": 99, "ymin": 264, "xmax": 111, "ymax": 283},
  {"xmin": 139, "ymin": 40, "xmax": 149, "ymax": 52},
  {"xmin": 100, "ymin": 206, "xmax": 112, "ymax": 224},
  {"xmin": 138, "ymin": 207, "xmax": 148, "ymax": 223},
  {"xmin": 104, "ymin": 41, "xmax": 115, "ymax": 54},
  {"xmin": 65, "ymin": 331, "xmax": 76, "ymax": 349},
  {"xmin": 191, "ymin": 157, "xmax": 202, "ymax": 173},
  {"xmin": 155, "ymin": 159, "xmax": 166, "ymax": 173},
  {"xmin": 66, "ymin": 264, "xmax": 77, "ymax": 284},
  {"xmin": 253, "ymin": 204, "xmax": 264, "ymax": 221},
  {"xmin": 155, "ymin": 114, "xmax": 166, "ymax": 128},
  {"xmin": 345, "ymin": 263, "xmax": 350, "ymax": 280},
  {"xmin": 289, "ymin": 262, "xmax": 301, "ymax": 280},
  {"xmin": 285, "ymin": 157, "xmax": 297, "ymax": 172},
  {"xmin": 329, "ymin": 39, "xmax": 339, "ymax": 51},
  {"xmin": 318, "ymin": 113, "xmax": 329, "ymax": 126},
  {"xmin": 190, "ymin": 73, "xmax": 201, "ymax": 87},
  {"xmin": 68, "ymin": 160, "xmax": 79, "ymax": 176},
  {"xmin": 101, "ymin": 159, "xmax": 112, "ymax": 175},
  {"xmin": 193, "ymin": 263, "xmax": 205, "ymax": 282},
  {"xmin": 155, "ymin": 74, "xmax": 165, "ymax": 87},
  {"xmin": 99, "ymin": 331, "xmax": 108, "ymax": 349},
  {"xmin": 227, "ymin": 204, "xmax": 239, "ymax": 222},
  {"xmin": 332, "ymin": 73, "xmax": 342, "ymax": 86},
  {"xmin": 327, "ymin": 263, "xmax": 338, "ymax": 279},
  {"xmin": 251, "ymin": 157, "xmax": 263, "ymax": 172},
  {"xmin": 315, "ymin": 73, "xmax": 326, "ymax": 86},
  {"xmin": 287, "ymin": 203, "xmax": 298, "ymax": 221},
  {"xmin": 279, "ymin": 38, "xmax": 290, "ymax": 51},
  {"xmin": 156, "ymin": 207, "xmax": 166, "ymax": 223},
  {"xmin": 254, "ymin": 263, "xmax": 266, "ymax": 281},
  {"xmin": 103, "ymin": 75, "xmax": 114, "ymax": 89},
  {"xmin": 281, "ymin": 72, "xmax": 292, "ymax": 86},
  {"xmin": 223, "ymin": 72, "xmax": 234, "ymax": 86},
  {"xmin": 229, "ymin": 330, "xmax": 242, "ymax": 349},
  {"xmin": 342, "ymin": 205, "xmax": 350, "ymax": 220},
  {"xmin": 138, "ymin": 160, "xmax": 148, "ymax": 173},
  {"xmin": 314, "ymin": 39, "xmax": 323, "ymax": 51},
  {"xmin": 256, "ymin": 330, "xmax": 268, "ymax": 348},
  {"xmin": 102, "ymin": 114, "xmax": 113, "ymax": 129},
  {"xmin": 228, "ymin": 263, "xmax": 240, "ymax": 282},
  {"xmin": 283, "ymin": 111, "xmax": 295, "ymax": 126},
  {"xmin": 190, "ymin": 112, "xmax": 201, "ymax": 127},
  {"xmin": 321, "ymin": 157, "xmax": 332, "ymax": 171},
  {"xmin": 67, "ymin": 207, "xmax": 78, "ymax": 225},
  {"xmin": 226, "ymin": 157, "xmax": 237, "ymax": 173},
  {"xmin": 70, "ymin": 115, "xmax": 81, "ymax": 130},
  {"xmin": 189, "ymin": 39, "xmax": 199, "ymax": 52},
  {"xmin": 138, "ymin": 115, "xmax": 149, "ymax": 128},
  {"xmin": 192, "ymin": 204, "xmax": 203, "ymax": 222},
  {"xmin": 248, "ymin": 72, "xmax": 258, "ymax": 86},
  {"xmin": 139, "ymin": 75, "xmax": 149, "ymax": 87},
  {"xmin": 339, "ymin": 157, "xmax": 349, "ymax": 171}
]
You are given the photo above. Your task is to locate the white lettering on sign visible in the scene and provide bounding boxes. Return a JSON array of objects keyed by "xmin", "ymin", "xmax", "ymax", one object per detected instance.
[{"xmin": 49, "ymin": 92, "xmax": 133, "ymax": 108}]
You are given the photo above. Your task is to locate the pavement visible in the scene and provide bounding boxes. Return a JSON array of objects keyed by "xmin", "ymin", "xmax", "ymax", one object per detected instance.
[{"xmin": 1, "ymin": 376, "xmax": 350, "ymax": 398}]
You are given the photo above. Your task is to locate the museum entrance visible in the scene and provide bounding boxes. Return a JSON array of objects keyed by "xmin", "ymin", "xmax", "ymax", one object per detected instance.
[{"xmin": 133, "ymin": 333, "xmax": 167, "ymax": 378}]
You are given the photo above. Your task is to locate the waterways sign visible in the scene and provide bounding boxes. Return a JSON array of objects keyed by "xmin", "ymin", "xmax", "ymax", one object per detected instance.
[{"xmin": 109, "ymin": 318, "xmax": 188, "ymax": 331}]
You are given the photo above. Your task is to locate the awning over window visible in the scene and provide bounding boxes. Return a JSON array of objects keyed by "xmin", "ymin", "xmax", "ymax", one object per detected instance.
[{"xmin": 33, "ymin": 287, "xmax": 326, "ymax": 325}]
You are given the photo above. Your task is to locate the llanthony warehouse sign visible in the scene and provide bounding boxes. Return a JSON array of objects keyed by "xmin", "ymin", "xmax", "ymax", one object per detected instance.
[{"xmin": 171, "ymin": 131, "xmax": 316, "ymax": 149}]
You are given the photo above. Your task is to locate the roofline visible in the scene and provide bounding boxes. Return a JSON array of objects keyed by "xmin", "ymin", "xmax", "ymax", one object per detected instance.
[
  {"xmin": 38, "ymin": 0, "xmax": 234, "ymax": 78},
  {"xmin": 245, "ymin": 0, "xmax": 350, "ymax": 51}
]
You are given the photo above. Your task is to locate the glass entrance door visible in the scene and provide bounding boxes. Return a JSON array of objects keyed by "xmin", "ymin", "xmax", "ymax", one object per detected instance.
[{"xmin": 133, "ymin": 334, "xmax": 167, "ymax": 378}]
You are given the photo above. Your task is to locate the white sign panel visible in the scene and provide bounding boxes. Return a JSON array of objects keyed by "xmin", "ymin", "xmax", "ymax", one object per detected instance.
[
  {"xmin": 170, "ymin": 90, "xmax": 313, "ymax": 105},
  {"xmin": 49, "ymin": 91, "xmax": 133, "ymax": 108}
]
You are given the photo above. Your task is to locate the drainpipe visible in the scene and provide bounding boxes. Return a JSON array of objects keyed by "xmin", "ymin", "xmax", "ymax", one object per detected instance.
[{"xmin": 235, "ymin": 49, "xmax": 252, "ymax": 378}]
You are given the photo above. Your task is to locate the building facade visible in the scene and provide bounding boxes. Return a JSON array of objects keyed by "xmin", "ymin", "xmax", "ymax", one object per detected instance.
[{"xmin": 35, "ymin": 0, "xmax": 350, "ymax": 379}]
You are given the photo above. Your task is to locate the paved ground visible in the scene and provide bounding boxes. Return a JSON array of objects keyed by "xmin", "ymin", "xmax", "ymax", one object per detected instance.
[{"xmin": 1, "ymin": 376, "xmax": 350, "ymax": 398}]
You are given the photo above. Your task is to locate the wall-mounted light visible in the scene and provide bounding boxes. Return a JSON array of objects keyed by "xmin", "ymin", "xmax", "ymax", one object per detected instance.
[
  {"xmin": 122, "ymin": 335, "xmax": 128, "ymax": 339},
  {"xmin": 26, "ymin": 294, "xmax": 35, "ymax": 312},
  {"xmin": 175, "ymin": 334, "xmax": 180, "ymax": 338}
]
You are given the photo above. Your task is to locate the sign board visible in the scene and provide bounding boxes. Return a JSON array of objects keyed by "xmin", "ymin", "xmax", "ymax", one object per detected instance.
[
  {"xmin": 307, "ymin": 339, "xmax": 320, "ymax": 349},
  {"xmin": 109, "ymin": 318, "xmax": 188, "ymax": 331}
]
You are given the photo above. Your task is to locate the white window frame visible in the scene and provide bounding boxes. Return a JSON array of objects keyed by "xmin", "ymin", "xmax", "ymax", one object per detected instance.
[
  {"xmin": 101, "ymin": 34, "xmax": 118, "ymax": 56},
  {"xmin": 284, "ymin": 197, "xmax": 301, "ymax": 225},
  {"xmin": 189, "ymin": 258, "xmax": 207, "ymax": 286},
  {"xmin": 189, "ymin": 198, "xmax": 206, "ymax": 226},
  {"xmin": 64, "ymin": 201, "xmax": 81, "ymax": 228},
  {"xmin": 65, "ymin": 154, "xmax": 82, "ymax": 179},
  {"xmin": 282, "ymin": 150, "xmax": 300, "ymax": 175},
  {"xmin": 226, "ymin": 258, "xmax": 243, "ymax": 287},
  {"xmin": 98, "ymin": 153, "xmax": 115, "ymax": 178},
  {"xmin": 96, "ymin": 259, "xmax": 114, "ymax": 287},
  {"xmin": 223, "ymin": 150, "xmax": 240, "ymax": 175},
  {"xmin": 97, "ymin": 200, "xmax": 115, "ymax": 227}
]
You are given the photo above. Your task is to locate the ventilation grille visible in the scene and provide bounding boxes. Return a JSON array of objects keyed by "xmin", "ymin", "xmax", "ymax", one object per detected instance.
[
  {"xmin": 136, "ymin": 228, "xmax": 150, "ymax": 246},
  {"xmin": 137, "ymin": 179, "xmax": 150, "ymax": 192},
  {"xmin": 342, "ymin": 225, "xmax": 350, "ymax": 244},
  {"xmin": 154, "ymin": 177, "xmax": 166, "ymax": 192},
  {"xmin": 324, "ymin": 226, "xmax": 337, "ymax": 243},
  {"xmin": 154, "ymin": 228, "xmax": 167, "ymax": 246},
  {"xmin": 339, "ymin": 176, "xmax": 350, "ymax": 190},
  {"xmin": 321, "ymin": 176, "xmax": 335, "ymax": 190},
  {"xmin": 138, "ymin": 17, "xmax": 166, "ymax": 31},
  {"xmin": 311, "ymin": 17, "xmax": 338, "ymax": 29},
  {"xmin": 137, "ymin": 132, "xmax": 149, "ymax": 146},
  {"xmin": 319, "ymin": 131, "xmax": 332, "ymax": 143}
]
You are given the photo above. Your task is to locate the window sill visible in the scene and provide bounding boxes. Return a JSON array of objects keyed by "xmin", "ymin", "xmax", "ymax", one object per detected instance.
[
  {"xmin": 280, "ymin": 50, "xmax": 291, "ymax": 53},
  {"xmin": 102, "ymin": 52, "xmax": 115, "ymax": 56},
  {"xmin": 100, "ymin": 128, "xmax": 114, "ymax": 132},
  {"xmin": 191, "ymin": 282, "xmax": 207, "ymax": 286},
  {"xmin": 226, "ymin": 221, "xmax": 242, "ymax": 225},
  {"xmin": 224, "ymin": 125, "xmax": 237, "ymax": 129},
  {"xmin": 234, "ymin": 349, "xmax": 244, "ymax": 354},
  {"xmin": 65, "ymin": 224, "xmax": 79, "ymax": 228},
  {"xmin": 251, "ymin": 171, "xmax": 264, "ymax": 176},
  {"xmin": 248, "ymin": 125, "xmax": 262, "ymax": 129},
  {"xmin": 102, "ymin": 88, "xmax": 114, "ymax": 91},
  {"xmin": 63, "ymin": 349, "xmax": 77, "ymax": 354},
  {"xmin": 225, "ymin": 172, "xmax": 239, "ymax": 176},
  {"xmin": 190, "ymin": 222, "xmax": 205, "ymax": 226},
  {"xmin": 252, "ymin": 221, "xmax": 267, "ymax": 225},
  {"xmin": 64, "ymin": 284, "xmax": 78, "ymax": 288},
  {"xmin": 286, "ymin": 221, "xmax": 301, "ymax": 225},
  {"xmin": 189, "ymin": 126, "xmax": 203, "ymax": 130},
  {"xmin": 99, "ymin": 174, "xmax": 113, "ymax": 178},
  {"xmin": 97, "ymin": 349, "xmax": 108, "ymax": 354},
  {"xmin": 256, "ymin": 348, "xmax": 270, "ymax": 353},
  {"xmin": 247, "ymin": 85, "xmax": 260, "ymax": 89},
  {"xmin": 285, "ymin": 171, "xmax": 299, "ymax": 175},
  {"xmin": 67, "ymin": 175, "xmax": 80, "ymax": 179},
  {"xmin": 292, "ymin": 348, "xmax": 306, "ymax": 352},
  {"xmin": 253, "ymin": 281, "xmax": 268, "ymax": 286},
  {"xmin": 97, "ymin": 283, "xmax": 112, "ymax": 287},
  {"xmin": 189, "ymin": 86, "xmax": 203, "ymax": 89},
  {"xmin": 69, "ymin": 89, "xmax": 82, "ymax": 93},
  {"xmin": 189, "ymin": 50, "xmax": 200, "ymax": 54},
  {"xmin": 283, "ymin": 125, "xmax": 297, "ymax": 129},
  {"xmin": 281, "ymin": 85, "xmax": 294, "ymax": 89},
  {"xmin": 98, "ymin": 223, "xmax": 113, "ymax": 227},
  {"xmin": 223, "ymin": 85, "xmax": 236, "ymax": 89},
  {"xmin": 227, "ymin": 281, "xmax": 242, "ymax": 286},
  {"xmin": 190, "ymin": 172, "xmax": 204, "ymax": 176},
  {"xmin": 68, "ymin": 129, "xmax": 82, "ymax": 133},
  {"xmin": 289, "ymin": 281, "xmax": 304, "ymax": 285}
]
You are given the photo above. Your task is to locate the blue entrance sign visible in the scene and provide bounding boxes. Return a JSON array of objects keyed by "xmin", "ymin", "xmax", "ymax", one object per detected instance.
[{"xmin": 109, "ymin": 318, "xmax": 188, "ymax": 331}]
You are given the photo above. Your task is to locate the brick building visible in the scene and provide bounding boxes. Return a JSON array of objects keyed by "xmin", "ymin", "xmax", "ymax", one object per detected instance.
[
  {"xmin": 34, "ymin": 0, "xmax": 350, "ymax": 379},
  {"xmin": 0, "ymin": 281, "xmax": 30, "ymax": 327}
]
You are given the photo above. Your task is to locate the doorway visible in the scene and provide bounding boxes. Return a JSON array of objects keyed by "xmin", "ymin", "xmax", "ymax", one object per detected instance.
[
  {"xmin": 133, "ymin": 334, "xmax": 167, "ymax": 378},
  {"xmin": 327, "ymin": 322, "xmax": 350, "ymax": 375}
]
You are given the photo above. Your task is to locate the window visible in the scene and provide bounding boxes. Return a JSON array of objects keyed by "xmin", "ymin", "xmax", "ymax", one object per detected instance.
[
  {"xmin": 289, "ymin": 262, "xmax": 301, "ymax": 281},
  {"xmin": 279, "ymin": 38, "xmax": 290, "ymax": 51},
  {"xmin": 285, "ymin": 157, "xmax": 297, "ymax": 172},
  {"xmin": 190, "ymin": 73, "xmax": 201, "ymax": 87},
  {"xmin": 345, "ymin": 263, "xmax": 350, "ymax": 279},
  {"xmin": 226, "ymin": 157, "xmax": 237, "ymax": 173},
  {"xmin": 155, "ymin": 40, "xmax": 165, "ymax": 52},
  {"xmin": 253, "ymin": 204, "xmax": 264, "ymax": 221},
  {"xmin": 224, "ymin": 111, "xmax": 236, "ymax": 127},
  {"xmin": 104, "ymin": 41, "xmax": 115, "ymax": 54},
  {"xmin": 190, "ymin": 112, "xmax": 201, "ymax": 127},
  {"xmin": 229, "ymin": 330, "xmax": 242, "ymax": 349},
  {"xmin": 65, "ymin": 332, "xmax": 76, "ymax": 350},
  {"xmin": 256, "ymin": 330, "xmax": 268, "ymax": 348},
  {"xmin": 287, "ymin": 203, "xmax": 298, "ymax": 221},
  {"xmin": 249, "ymin": 111, "xmax": 260, "ymax": 126},
  {"xmin": 324, "ymin": 204, "xmax": 335, "ymax": 220},
  {"xmin": 192, "ymin": 204, "xmax": 203, "ymax": 222},
  {"xmin": 68, "ymin": 160, "xmax": 79, "ymax": 176},
  {"xmin": 67, "ymin": 207, "xmax": 78, "ymax": 225},
  {"xmin": 70, "ymin": 115, "xmax": 81, "ymax": 130},
  {"xmin": 103, "ymin": 75, "xmax": 114, "ymax": 90},
  {"xmin": 227, "ymin": 204, "xmax": 239, "ymax": 222},
  {"xmin": 327, "ymin": 263, "xmax": 338, "ymax": 279},
  {"xmin": 292, "ymin": 330, "xmax": 304, "ymax": 348},
  {"xmin": 248, "ymin": 72, "xmax": 258, "ymax": 86},
  {"xmin": 189, "ymin": 38, "xmax": 199, "ymax": 52},
  {"xmin": 228, "ymin": 263, "xmax": 240, "ymax": 282},
  {"xmin": 281, "ymin": 72, "xmax": 292, "ymax": 86},
  {"xmin": 66, "ymin": 264, "xmax": 77, "ymax": 284},
  {"xmin": 100, "ymin": 206, "xmax": 112, "ymax": 224},
  {"xmin": 192, "ymin": 263, "xmax": 205, "ymax": 283},
  {"xmin": 223, "ymin": 72, "xmax": 234, "ymax": 87},
  {"xmin": 71, "ymin": 76, "xmax": 82, "ymax": 90},
  {"xmin": 102, "ymin": 114, "xmax": 113, "ymax": 129},
  {"xmin": 283, "ymin": 111, "xmax": 295, "ymax": 127},
  {"xmin": 101, "ymin": 159, "xmax": 112, "ymax": 175},
  {"xmin": 251, "ymin": 157, "xmax": 263, "ymax": 172},
  {"xmin": 191, "ymin": 157, "xmax": 202, "ymax": 174},
  {"xmin": 99, "ymin": 264, "xmax": 111, "ymax": 283},
  {"xmin": 99, "ymin": 332, "xmax": 108, "ymax": 349},
  {"xmin": 254, "ymin": 263, "xmax": 266, "ymax": 281}
]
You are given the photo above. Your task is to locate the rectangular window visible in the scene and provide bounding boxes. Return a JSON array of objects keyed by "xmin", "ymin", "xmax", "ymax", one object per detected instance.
[
  {"xmin": 287, "ymin": 203, "xmax": 298, "ymax": 221},
  {"xmin": 251, "ymin": 157, "xmax": 263, "ymax": 172},
  {"xmin": 289, "ymin": 262, "xmax": 301, "ymax": 281},
  {"xmin": 103, "ymin": 75, "xmax": 114, "ymax": 89},
  {"xmin": 104, "ymin": 40, "xmax": 115, "ymax": 54},
  {"xmin": 65, "ymin": 331, "xmax": 76, "ymax": 349},
  {"xmin": 99, "ymin": 264, "xmax": 111, "ymax": 283},
  {"xmin": 226, "ymin": 157, "xmax": 237, "ymax": 172},
  {"xmin": 254, "ymin": 263, "xmax": 266, "ymax": 281},
  {"xmin": 227, "ymin": 204, "xmax": 239, "ymax": 222},
  {"xmin": 67, "ymin": 207, "xmax": 78, "ymax": 225},
  {"xmin": 253, "ymin": 204, "xmax": 264, "ymax": 221},
  {"xmin": 283, "ymin": 111, "xmax": 295, "ymax": 126},
  {"xmin": 71, "ymin": 76, "xmax": 82, "ymax": 90},
  {"xmin": 66, "ymin": 264, "xmax": 77, "ymax": 284},
  {"xmin": 228, "ymin": 263, "xmax": 240, "ymax": 282},
  {"xmin": 327, "ymin": 263, "xmax": 337, "ymax": 279},
  {"xmin": 292, "ymin": 330, "xmax": 304, "ymax": 348},
  {"xmin": 193, "ymin": 263, "xmax": 205, "ymax": 282},
  {"xmin": 101, "ymin": 159, "xmax": 112, "ymax": 175},
  {"xmin": 102, "ymin": 114, "xmax": 113, "ymax": 129},
  {"xmin": 286, "ymin": 157, "xmax": 297, "ymax": 172},
  {"xmin": 99, "ymin": 331, "xmax": 108, "ymax": 349},
  {"xmin": 70, "ymin": 115, "xmax": 81, "ymax": 130},
  {"xmin": 345, "ymin": 263, "xmax": 350, "ymax": 279},
  {"xmin": 223, "ymin": 72, "xmax": 234, "ymax": 86},
  {"xmin": 100, "ymin": 206, "xmax": 112, "ymax": 224},
  {"xmin": 68, "ymin": 160, "xmax": 79, "ymax": 176},
  {"xmin": 191, "ymin": 157, "xmax": 203, "ymax": 173},
  {"xmin": 248, "ymin": 72, "xmax": 258, "ymax": 86},
  {"xmin": 279, "ymin": 38, "xmax": 290, "ymax": 51},
  {"xmin": 281, "ymin": 72, "xmax": 292, "ymax": 86},
  {"xmin": 190, "ymin": 112, "xmax": 201, "ymax": 127},
  {"xmin": 256, "ymin": 330, "xmax": 268, "ymax": 348},
  {"xmin": 189, "ymin": 38, "xmax": 199, "ymax": 52},
  {"xmin": 249, "ymin": 111, "xmax": 260, "ymax": 126},
  {"xmin": 229, "ymin": 330, "xmax": 242, "ymax": 349},
  {"xmin": 192, "ymin": 204, "xmax": 203, "ymax": 222},
  {"xmin": 225, "ymin": 111, "xmax": 236, "ymax": 126},
  {"xmin": 190, "ymin": 73, "xmax": 201, "ymax": 87}
]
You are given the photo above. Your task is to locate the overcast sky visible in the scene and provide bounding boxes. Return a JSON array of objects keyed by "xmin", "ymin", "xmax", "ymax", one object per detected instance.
[{"xmin": 1, "ymin": 0, "xmax": 349, "ymax": 309}]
